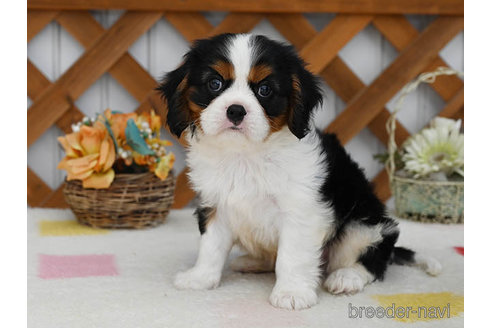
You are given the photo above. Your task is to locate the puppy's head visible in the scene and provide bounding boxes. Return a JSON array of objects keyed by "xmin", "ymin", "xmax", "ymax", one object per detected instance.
[{"xmin": 158, "ymin": 33, "xmax": 322, "ymax": 142}]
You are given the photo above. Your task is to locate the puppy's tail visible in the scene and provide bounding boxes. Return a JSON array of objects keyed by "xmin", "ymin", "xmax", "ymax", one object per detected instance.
[{"xmin": 390, "ymin": 246, "xmax": 442, "ymax": 276}]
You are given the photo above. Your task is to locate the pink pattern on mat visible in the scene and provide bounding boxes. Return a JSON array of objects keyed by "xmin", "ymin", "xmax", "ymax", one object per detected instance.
[{"xmin": 38, "ymin": 254, "xmax": 118, "ymax": 279}]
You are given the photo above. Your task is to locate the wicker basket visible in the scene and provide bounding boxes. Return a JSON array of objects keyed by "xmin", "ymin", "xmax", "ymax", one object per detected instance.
[
  {"xmin": 63, "ymin": 171, "xmax": 176, "ymax": 229},
  {"xmin": 386, "ymin": 67, "xmax": 464, "ymax": 224}
]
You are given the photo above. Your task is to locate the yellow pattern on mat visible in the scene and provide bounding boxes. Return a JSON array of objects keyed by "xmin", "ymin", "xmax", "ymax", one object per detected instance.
[
  {"xmin": 39, "ymin": 220, "xmax": 109, "ymax": 236},
  {"xmin": 371, "ymin": 292, "xmax": 464, "ymax": 323}
]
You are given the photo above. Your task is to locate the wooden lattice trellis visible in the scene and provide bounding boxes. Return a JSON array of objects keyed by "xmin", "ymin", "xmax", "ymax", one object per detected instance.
[{"xmin": 27, "ymin": 0, "xmax": 464, "ymax": 209}]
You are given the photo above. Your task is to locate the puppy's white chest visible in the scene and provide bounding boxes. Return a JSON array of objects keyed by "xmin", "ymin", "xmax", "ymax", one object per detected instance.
[
  {"xmin": 189, "ymin": 143, "xmax": 287, "ymax": 205},
  {"xmin": 188, "ymin": 145, "xmax": 286, "ymax": 255},
  {"xmin": 186, "ymin": 131, "xmax": 326, "ymax": 257}
]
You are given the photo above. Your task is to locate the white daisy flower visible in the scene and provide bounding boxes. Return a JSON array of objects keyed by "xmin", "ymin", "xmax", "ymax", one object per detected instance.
[{"xmin": 402, "ymin": 118, "xmax": 464, "ymax": 179}]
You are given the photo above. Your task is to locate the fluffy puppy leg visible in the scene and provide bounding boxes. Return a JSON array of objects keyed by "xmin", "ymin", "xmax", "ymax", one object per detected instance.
[
  {"xmin": 324, "ymin": 220, "xmax": 398, "ymax": 295},
  {"xmin": 230, "ymin": 254, "xmax": 275, "ymax": 273},
  {"xmin": 269, "ymin": 205, "xmax": 333, "ymax": 310},
  {"xmin": 174, "ymin": 212, "xmax": 233, "ymax": 290}
]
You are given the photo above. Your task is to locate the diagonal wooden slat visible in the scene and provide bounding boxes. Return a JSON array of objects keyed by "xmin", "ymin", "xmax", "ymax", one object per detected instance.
[
  {"xmin": 321, "ymin": 58, "xmax": 411, "ymax": 147},
  {"xmin": 165, "ymin": 12, "xmax": 213, "ymax": 42},
  {"xmin": 27, "ymin": 167, "xmax": 53, "ymax": 207},
  {"xmin": 27, "ymin": 0, "xmax": 465, "ymax": 15},
  {"xmin": 28, "ymin": 59, "xmax": 84, "ymax": 133},
  {"xmin": 28, "ymin": 61, "xmax": 77, "ymax": 208},
  {"xmin": 372, "ymin": 169, "xmax": 391, "ymax": 201},
  {"xmin": 27, "ymin": 11, "xmax": 162, "ymax": 148},
  {"xmin": 438, "ymin": 86, "xmax": 464, "ymax": 119},
  {"xmin": 299, "ymin": 14, "xmax": 373, "ymax": 74},
  {"xmin": 326, "ymin": 16, "xmax": 464, "ymax": 144},
  {"xmin": 27, "ymin": 59, "xmax": 51, "ymax": 100},
  {"xmin": 267, "ymin": 13, "xmax": 315, "ymax": 48},
  {"xmin": 41, "ymin": 185, "xmax": 70, "ymax": 208},
  {"xmin": 55, "ymin": 11, "xmax": 159, "ymax": 104},
  {"xmin": 372, "ymin": 15, "xmax": 463, "ymax": 102},
  {"xmin": 208, "ymin": 13, "xmax": 263, "ymax": 36},
  {"xmin": 55, "ymin": 11, "xmax": 185, "ymax": 146},
  {"xmin": 450, "ymin": 107, "xmax": 464, "ymax": 122},
  {"xmin": 27, "ymin": 10, "xmax": 59, "ymax": 42}
]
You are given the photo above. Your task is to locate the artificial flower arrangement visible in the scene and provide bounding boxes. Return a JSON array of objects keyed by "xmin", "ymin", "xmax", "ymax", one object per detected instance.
[
  {"xmin": 57, "ymin": 109, "xmax": 175, "ymax": 189},
  {"xmin": 375, "ymin": 117, "xmax": 464, "ymax": 182}
]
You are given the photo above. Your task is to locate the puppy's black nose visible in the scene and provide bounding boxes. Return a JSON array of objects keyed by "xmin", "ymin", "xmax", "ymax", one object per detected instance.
[{"xmin": 226, "ymin": 104, "xmax": 246, "ymax": 126}]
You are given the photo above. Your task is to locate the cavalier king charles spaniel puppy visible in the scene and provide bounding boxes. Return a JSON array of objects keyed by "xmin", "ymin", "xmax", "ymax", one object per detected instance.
[{"xmin": 158, "ymin": 33, "xmax": 441, "ymax": 310}]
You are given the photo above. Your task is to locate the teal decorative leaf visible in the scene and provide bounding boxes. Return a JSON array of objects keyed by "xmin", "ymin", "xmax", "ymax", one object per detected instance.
[
  {"xmin": 125, "ymin": 119, "xmax": 155, "ymax": 156},
  {"xmin": 102, "ymin": 116, "xmax": 118, "ymax": 150}
]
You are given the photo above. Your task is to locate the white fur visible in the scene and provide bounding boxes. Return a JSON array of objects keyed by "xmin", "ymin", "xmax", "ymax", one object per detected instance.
[
  {"xmin": 326, "ymin": 222, "xmax": 398, "ymax": 274},
  {"xmin": 174, "ymin": 34, "xmax": 341, "ymax": 310},
  {"xmin": 324, "ymin": 264, "xmax": 373, "ymax": 295},
  {"xmin": 230, "ymin": 254, "xmax": 275, "ymax": 273},
  {"xmin": 200, "ymin": 34, "xmax": 271, "ymax": 142},
  {"xmin": 174, "ymin": 212, "xmax": 233, "ymax": 290},
  {"xmin": 414, "ymin": 253, "xmax": 442, "ymax": 276},
  {"xmin": 178, "ymin": 125, "xmax": 334, "ymax": 310}
]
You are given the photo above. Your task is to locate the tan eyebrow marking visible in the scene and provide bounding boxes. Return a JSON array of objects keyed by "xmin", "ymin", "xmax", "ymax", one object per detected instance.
[
  {"xmin": 210, "ymin": 61, "xmax": 235, "ymax": 80},
  {"xmin": 248, "ymin": 64, "xmax": 273, "ymax": 83}
]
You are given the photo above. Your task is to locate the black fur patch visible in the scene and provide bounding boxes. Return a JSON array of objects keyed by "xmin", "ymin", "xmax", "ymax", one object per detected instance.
[
  {"xmin": 390, "ymin": 247, "xmax": 416, "ymax": 265},
  {"xmin": 250, "ymin": 35, "xmax": 323, "ymax": 139},
  {"xmin": 319, "ymin": 132, "xmax": 388, "ymax": 229},
  {"xmin": 358, "ymin": 231, "xmax": 399, "ymax": 280},
  {"xmin": 157, "ymin": 34, "xmax": 235, "ymax": 137},
  {"xmin": 318, "ymin": 132, "xmax": 402, "ymax": 279},
  {"xmin": 195, "ymin": 207, "xmax": 215, "ymax": 235}
]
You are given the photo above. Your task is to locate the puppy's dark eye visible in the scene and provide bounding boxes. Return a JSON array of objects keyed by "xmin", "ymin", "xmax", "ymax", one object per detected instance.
[
  {"xmin": 208, "ymin": 78, "xmax": 223, "ymax": 92},
  {"xmin": 257, "ymin": 84, "xmax": 272, "ymax": 97}
]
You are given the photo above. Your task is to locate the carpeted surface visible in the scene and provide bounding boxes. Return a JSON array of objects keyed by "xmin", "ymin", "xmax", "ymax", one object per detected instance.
[{"xmin": 28, "ymin": 208, "xmax": 464, "ymax": 328}]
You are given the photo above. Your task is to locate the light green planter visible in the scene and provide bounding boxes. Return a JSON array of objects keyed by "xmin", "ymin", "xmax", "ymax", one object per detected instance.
[{"xmin": 392, "ymin": 176, "xmax": 463, "ymax": 223}]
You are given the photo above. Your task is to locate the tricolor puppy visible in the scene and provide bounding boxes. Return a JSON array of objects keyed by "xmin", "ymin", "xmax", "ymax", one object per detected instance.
[{"xmin": 158, "ymin": 33, "xmax": 441, "ymax": 310}]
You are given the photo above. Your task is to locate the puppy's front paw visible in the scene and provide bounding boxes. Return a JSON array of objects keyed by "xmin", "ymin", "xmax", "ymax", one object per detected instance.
[
  {"xmin": 269, "ymin": 285, "xmax": 318, "ymax": 310},
  {"xmin": 174, "ymin": 269, "xmax": 220, "ymax": 290}
]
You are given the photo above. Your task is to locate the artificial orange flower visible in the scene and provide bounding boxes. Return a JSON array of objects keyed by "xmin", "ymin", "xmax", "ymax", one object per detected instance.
[
  {"xmin": 104, "ymin": 109, "xmax": 137, "ymax": 141},
  {"xmin": 133, "ymin": 153, "xmax": 155, "ymax": 166},
  {"xmin": 57, "ymin": 121, "xmax": 116, "ymax": 189},
  {"xmin": 59, "ymin": 110, "xmax": 174, "ymax": 189}
]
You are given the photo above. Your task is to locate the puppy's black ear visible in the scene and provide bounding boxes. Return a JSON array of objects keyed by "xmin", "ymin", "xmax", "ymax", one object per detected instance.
[
  {"xmin": 288, "ymin": 65, "xmax": 323, "ymax": 139},
  {"xmin": 157, "ymin": 63, "xmax": 192, "ymax": 138}
]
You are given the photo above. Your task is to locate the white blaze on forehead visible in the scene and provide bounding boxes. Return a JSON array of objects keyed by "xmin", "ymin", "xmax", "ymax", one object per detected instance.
[
  {"xmin": 227, "ymin": 34, "xmax": 254, "ymax": 86},
  {"xmin": 199, "ymin": 33, "xmax": 270, "ymax": 142}
]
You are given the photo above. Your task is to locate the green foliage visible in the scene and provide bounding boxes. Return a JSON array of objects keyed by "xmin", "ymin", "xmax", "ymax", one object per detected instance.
[{"xmin": 373, "ymin": 151, "xmax": 405, "ymax": 171}]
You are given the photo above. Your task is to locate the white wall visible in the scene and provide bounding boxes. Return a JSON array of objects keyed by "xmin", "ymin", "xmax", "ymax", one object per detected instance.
[{"xmin": 27, "ymin": 12, "xmax": 464, "ymax": 193}]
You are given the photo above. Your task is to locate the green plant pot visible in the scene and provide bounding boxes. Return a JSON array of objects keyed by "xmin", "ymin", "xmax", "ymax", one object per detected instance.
[{"xmin": 391, "ymin": 176, "xmax": 463, "ymax": 224}]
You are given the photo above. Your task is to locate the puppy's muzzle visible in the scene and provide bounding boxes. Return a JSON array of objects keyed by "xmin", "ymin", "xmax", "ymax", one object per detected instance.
[{"xmin": 226, "ymin": 104, "xmax": 247, "ymax": 126}]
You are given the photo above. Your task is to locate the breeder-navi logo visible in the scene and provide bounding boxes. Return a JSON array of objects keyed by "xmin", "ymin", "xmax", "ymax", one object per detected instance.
[{"xmin": 348, "ymin": 303, "xmax": 451, "ymax": 319}]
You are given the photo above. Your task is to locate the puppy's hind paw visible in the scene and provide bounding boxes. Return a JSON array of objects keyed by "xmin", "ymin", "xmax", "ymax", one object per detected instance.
[{"xmin": 324, "ymin": 267, "xmax": 367, "ymax": 295}]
